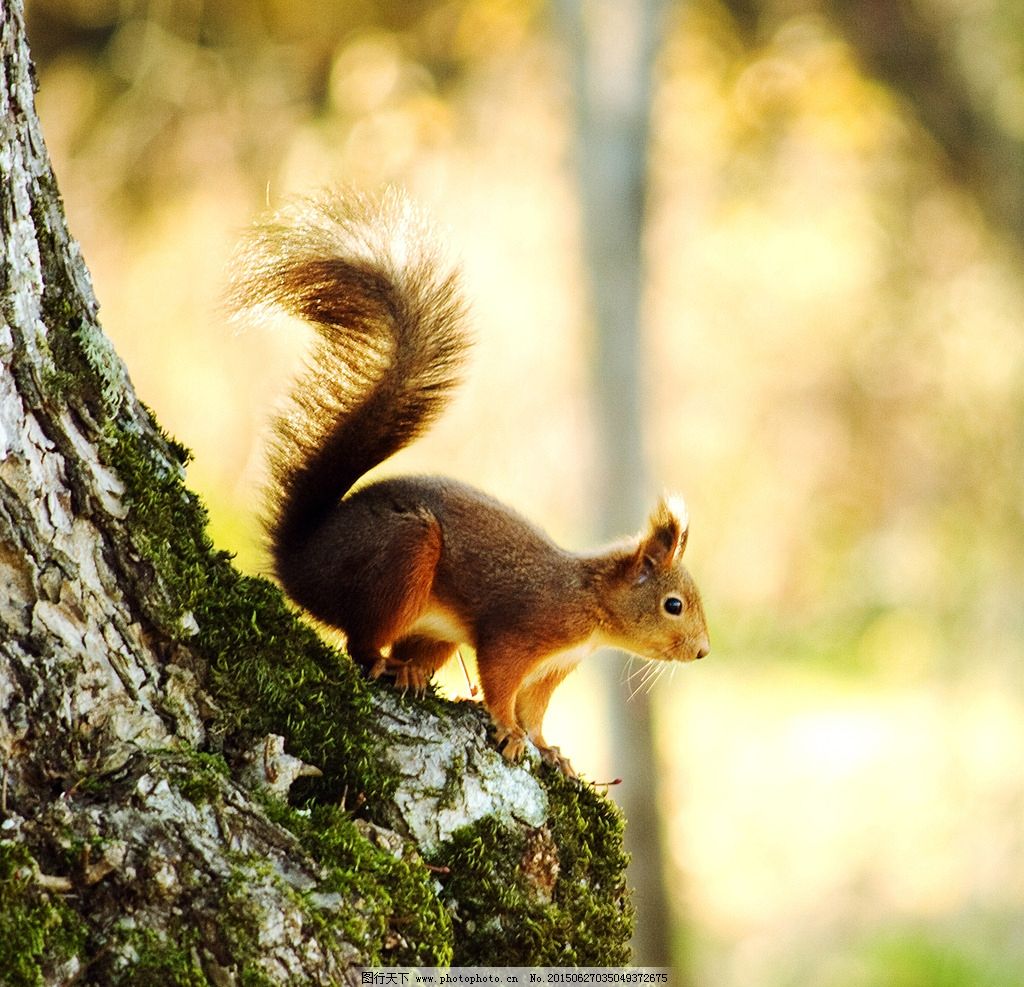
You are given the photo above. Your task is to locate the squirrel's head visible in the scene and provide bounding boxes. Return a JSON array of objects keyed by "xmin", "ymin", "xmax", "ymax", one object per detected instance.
[{"xmin": 602, "ymin": 496, "xmax": 710, "ymax": 664}]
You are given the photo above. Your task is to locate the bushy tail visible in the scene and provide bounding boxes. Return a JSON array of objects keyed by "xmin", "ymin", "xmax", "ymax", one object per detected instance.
[{"xmin": 228, "ymin": 188, "xmax": 470, "ymax": 565}]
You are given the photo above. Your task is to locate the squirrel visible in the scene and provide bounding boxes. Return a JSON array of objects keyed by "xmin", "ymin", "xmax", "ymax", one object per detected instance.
[{"xmin": 230, "ymin": 188, "xmax": 709, "ymax": 778}]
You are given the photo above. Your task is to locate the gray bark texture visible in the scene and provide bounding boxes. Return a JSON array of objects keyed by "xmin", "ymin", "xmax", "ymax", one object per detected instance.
[{"xmin": 0, "ymin": 2, "xmax": 632, "ymax": 983}]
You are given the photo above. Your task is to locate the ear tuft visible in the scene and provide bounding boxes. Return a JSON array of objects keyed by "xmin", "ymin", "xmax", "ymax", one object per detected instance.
[
  {"xmin": 662, "ymin": 494, "xmax": 689, "ymax": 535},
  {"xmin": 635, "ymin": 494, "xmax": 689, "ymax": 577}
]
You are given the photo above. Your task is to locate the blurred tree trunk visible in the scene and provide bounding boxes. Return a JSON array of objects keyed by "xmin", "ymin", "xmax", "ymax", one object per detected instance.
[
  {"xmin": 823, "ymin": 0, "xmax": 1024, "ymax": 247},
  {"xmin": 0, "ymin": 2, "xmax": 632, "ymax": 980},
  {"xmin": 554, "ymin": 0, "xmax": 679, "ymax": 972},
  {"xmin": 721, "ymin": 0, "xmax": 1024, "ymax": 250}
]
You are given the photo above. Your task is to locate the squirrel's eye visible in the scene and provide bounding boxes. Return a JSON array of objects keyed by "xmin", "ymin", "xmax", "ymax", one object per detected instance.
[{"xmin": 663, "ymin": 596, "xmax": 683, "ymax": 616}]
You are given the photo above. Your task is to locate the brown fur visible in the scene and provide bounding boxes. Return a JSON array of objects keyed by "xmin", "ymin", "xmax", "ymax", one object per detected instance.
[{"xmin": 233, "ymin": 189, "xmax": 709, "ymax": 777}]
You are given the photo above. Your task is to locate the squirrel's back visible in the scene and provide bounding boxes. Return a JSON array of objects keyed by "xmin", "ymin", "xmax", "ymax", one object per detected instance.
[{"xmin": 228, "ymin": 189, "xmax": 470, "ymax": 582}]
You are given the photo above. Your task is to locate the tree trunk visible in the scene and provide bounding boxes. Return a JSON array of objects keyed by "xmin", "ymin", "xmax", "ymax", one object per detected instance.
[
  {"xmin": 0, "ymin": 2, "xmax": 632, "ymax": 981},
  {"xmin": 719, "ymin": 0, "xmax": 1024, "ymax": 251}
]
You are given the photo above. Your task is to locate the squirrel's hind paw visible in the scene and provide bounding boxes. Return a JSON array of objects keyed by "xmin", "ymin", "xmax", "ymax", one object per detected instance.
[
  {"xmin": 390, "ymin": 662, "xmax": 433, "ymax": 697},
  {"xmin": 537, "ymin": 744, "xmax": 577, "ymax": 779}
]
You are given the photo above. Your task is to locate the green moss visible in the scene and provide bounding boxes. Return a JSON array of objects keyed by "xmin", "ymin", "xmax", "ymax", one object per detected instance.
[
  {"xmin": 214, "ymin": 864, "xmax": 281, "ymax": 987},
  {"xmin": 543, "ymin": 770, "xmax": 634, "ymax": 963},
  {"xmin": 95, "ymin": 412, "xmax": 399, "ymax": 808},
  {"xmin": 197, "ymin": 573, "xmax": 399, "ymax": 806},
  {"xmin": 261, "ymin": 797, "xmax": 454, "ymax": 966},
  {"xmin": 166, "ymin": 749, "xmax": 231, "ymax": 806},
  {"xmin": 104, "ymin": 855, "xmax": 332, "ymax": 987},
  {"xmin": 104, "ymin": 901, "xmax": 278, "ymax": 987},
  {"xmin": 436, "ymin": 752, "xmax": 466, "ymax": 811},
  {"xmin": 99, "ymin": 861, "xmax": 286, "ymax": 987},
  {"xmin": 105, "ymin": 926, "xmax": 208, "ymax": 987},
  {"xmin": 430, "ymin": 771, "xmax": 633, "ymax": 966},
  {"xmin": 0, "ymin": 842, "xmax": 88, "ymax": 987},
  {"xmin": 114, "ymin": 827, "xmax": 450, "ymax": 981},
  {"xmin": 37, "ymin": 287, "xmax": 128, "ymax": 426}
]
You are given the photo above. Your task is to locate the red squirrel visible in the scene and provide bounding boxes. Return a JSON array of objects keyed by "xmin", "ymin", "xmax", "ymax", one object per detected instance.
[{"xmin": 230, "ymin": 189, "xmax": 709, "ymax": 777}]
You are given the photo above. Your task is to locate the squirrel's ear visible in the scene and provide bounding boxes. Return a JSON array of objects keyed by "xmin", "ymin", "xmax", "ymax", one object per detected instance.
[{"xmin": 634, "ymin": 496, "xmax": 688, "ymax": 579}]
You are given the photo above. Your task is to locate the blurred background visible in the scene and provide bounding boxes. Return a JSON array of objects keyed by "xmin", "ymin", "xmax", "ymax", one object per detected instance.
[{"xmin": 27, "ymin": 0, "xmax": 1024, "ymax": 982}]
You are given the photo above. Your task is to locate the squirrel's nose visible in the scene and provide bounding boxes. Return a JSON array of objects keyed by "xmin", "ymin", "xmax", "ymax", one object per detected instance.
[{"xmin": 695, "ymin": 638, "xmax": 710, "ymax": 660}]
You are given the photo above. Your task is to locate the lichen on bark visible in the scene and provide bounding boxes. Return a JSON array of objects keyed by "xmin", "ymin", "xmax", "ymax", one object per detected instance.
[{"xmin": 0, "ymin": 0, "xmax": 634, "ymax": 980}]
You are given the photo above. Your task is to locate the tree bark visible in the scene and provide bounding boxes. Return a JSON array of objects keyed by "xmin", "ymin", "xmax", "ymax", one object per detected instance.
[{"xmin": 0, "ymin": 2, "xmax": 632, "ymax": 982}]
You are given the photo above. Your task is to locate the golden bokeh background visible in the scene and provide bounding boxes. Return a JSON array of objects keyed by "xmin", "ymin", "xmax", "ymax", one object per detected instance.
[{"xmin": 29, "ymin": 0, "xmax": 1024, "ymax": 982}]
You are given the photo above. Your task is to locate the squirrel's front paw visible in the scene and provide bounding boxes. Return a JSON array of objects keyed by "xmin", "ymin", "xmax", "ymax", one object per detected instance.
[{"xmin": 492, "ymin": 723, "xmax": 528, "ymax": 763}]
